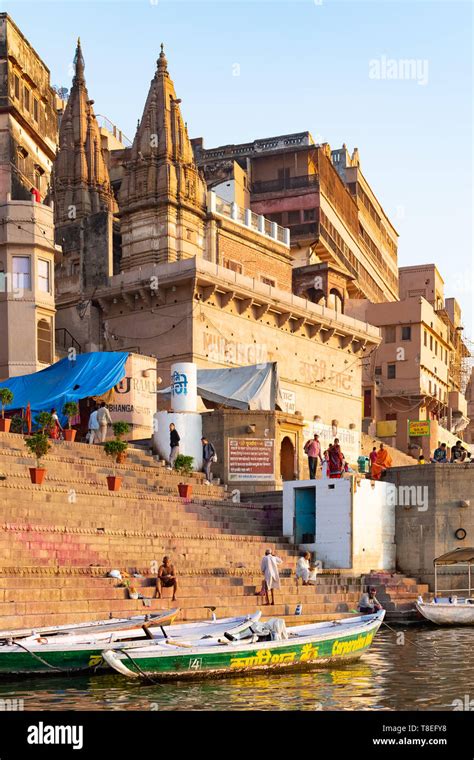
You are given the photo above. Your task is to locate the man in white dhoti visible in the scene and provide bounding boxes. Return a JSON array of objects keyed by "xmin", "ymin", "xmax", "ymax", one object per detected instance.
[
  {"xmin": 295, "ymin": 551, "xmax": 311, "ymax": 585},
  {"xmin": 260, "ymin": 548, "xmax": 282, "ymax": 606}
]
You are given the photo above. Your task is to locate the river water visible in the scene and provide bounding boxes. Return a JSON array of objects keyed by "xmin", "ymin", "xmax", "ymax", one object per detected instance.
[{"xmin": 0, "ymin": 625, "xmax": 472, "ymax": 711}]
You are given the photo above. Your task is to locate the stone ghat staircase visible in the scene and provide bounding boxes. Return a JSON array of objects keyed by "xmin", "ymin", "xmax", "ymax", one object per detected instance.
[{"xmin": 0, "ymin": 432, "xmax": 427, "ymax": 630}]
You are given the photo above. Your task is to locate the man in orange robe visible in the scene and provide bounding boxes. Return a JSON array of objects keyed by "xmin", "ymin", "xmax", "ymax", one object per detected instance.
[{"xmin": 371, "ymin": 443, "xmax": 392, "ymax": 480}]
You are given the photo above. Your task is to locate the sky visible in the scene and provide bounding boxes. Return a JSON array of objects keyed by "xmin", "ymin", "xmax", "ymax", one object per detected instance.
[{"xmin": 5, "ymin": 0, "xmax": 473, "ymax": 337}]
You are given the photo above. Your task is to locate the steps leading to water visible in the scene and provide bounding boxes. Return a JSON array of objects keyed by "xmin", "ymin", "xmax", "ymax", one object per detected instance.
[{"xmin": 0, "ymin": 432, "xmax": 426, "ymax": 630}]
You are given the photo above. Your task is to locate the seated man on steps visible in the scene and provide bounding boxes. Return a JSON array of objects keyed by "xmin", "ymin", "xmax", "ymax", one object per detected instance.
[{"xmin": 155, "ymin": 556, "xmax": 177, "ymax": 602}]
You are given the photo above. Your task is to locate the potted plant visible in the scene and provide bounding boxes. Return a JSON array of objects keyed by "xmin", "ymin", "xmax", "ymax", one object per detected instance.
[
  {"xmin": 112, "ymin": 421, "xmax": 130, "ymax": 462},
  {"xmin": 62, "ymin": 401, "xmax": 79, "ymax": 442},
  {"xmin": 36, "ymin": 411, "xmax": 53, "ymax": 434},
  {"xmin": 104, "ymin": 439, "xmax": 128, "ymax": 491},
  {"xmin": 0, "ymin": 388, "xmax": 14, "ymax": 433},
  {"xmin": 24, "ymin": 431, "xmax": 51, "ymax": 484},
  {"xmin": 10, "ymin": 415, "xmax": 24, "ymax": 435},
  {"xmin": 174, "ymin": 454, "xmax": 194, "ymax": 498}
]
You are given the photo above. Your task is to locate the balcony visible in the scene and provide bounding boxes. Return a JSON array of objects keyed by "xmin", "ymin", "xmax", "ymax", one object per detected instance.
[
  {"xmin": 288, "ymin": 222, "xmax": 318, "ymax": 239},
  {"xmin": 209, "ymin": 191, "xmax": 290, "ymax": 247},
  {"xmin": 252, "ymin": 174, "xmax": 319, "ymax": 195}
]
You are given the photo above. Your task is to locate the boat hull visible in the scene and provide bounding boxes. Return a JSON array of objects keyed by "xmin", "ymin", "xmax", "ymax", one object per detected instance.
[
  {"xmin": 416, "ymin": 601, "xmax": 474, "ymax": 625},
  {"xmin": 0, "ymin": 613, "xmax": 262, "ymax": 677},
  {"xmin": 103, "ymin": 612, "xmax": 384, "ymax": 681}
]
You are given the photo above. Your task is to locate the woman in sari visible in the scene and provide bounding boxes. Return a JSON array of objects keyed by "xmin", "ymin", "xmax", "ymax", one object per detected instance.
[
  {"xmin": 49, "ymin": 408, "xmax": 63, "ymax": 440},
  {"xmin": 328, "ymin": 443, "xmax": 344, "ymax": 478},
  {"xmin": 371, "ymin": 443, "xmax": 392, "ymax": 480}
]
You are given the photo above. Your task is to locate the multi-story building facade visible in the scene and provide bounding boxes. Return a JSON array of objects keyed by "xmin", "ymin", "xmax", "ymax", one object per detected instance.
[
  {"xmin": 193, "ymin": 132, "xmax": 399, "ymax": 307},
  {"xmin": 346, "ymin": 264, "xmax": 471, "ymax": 457},
  {"xmin": 0, "ymin": 13, "xmax": 58, "ymax": 378},
  {"xmin": 50, "ymin": 45, "xmax": 381, "ymax": 481}
]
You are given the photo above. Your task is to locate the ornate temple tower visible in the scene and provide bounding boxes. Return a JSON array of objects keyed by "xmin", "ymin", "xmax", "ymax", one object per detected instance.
[
  {"xmin": 118, "ymin": 45, "xmax": 207, "ymax": 270},
  {"xmin": 54, "ymin": 39, "xmax": 117, "ymax": 295}
]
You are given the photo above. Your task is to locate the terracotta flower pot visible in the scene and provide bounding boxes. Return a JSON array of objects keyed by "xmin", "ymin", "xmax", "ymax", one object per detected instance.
[
  {"xmin": 178, "ymin": 483, "xmax": 193, "ymax": 499},
  {"xmin": 63, "ymin": 429, "xmax": 76, "ymax": 442},
  {"xmin": 29, "ymin": 467, "xmax": 46, "ymax": 485},
  {"xmin": 0, "ymin": 419, "xmax": 11, "ymax": 433},
  {"xmin": 107, "ymin": 475, "xmax": 122, "ymax": 492}
]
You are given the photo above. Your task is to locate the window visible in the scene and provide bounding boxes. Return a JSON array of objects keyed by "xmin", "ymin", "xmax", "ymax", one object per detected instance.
[
  {"xmin": 287, "ymin": 210, "xmax": 300, "ymax": 225},
  {"xmin": 434, "ymin": 341, "xmax": 438, "ymax": 356},
  {"xmin": 222, "ymin": 258, "xmax": 242, "ymax": 274},
  {"xmin": 37, "ymin": 318, "xmax": 52, "ymax": 364},
  {"xmin": 14, "ymin": 74, "xmax": 20, "ymax": 99},
  {"xmin": 303, "ymin": 208, "xmax": 316, "ymax": 221},
  {"xmin": 23, "ymin": 86, "xmax": 30, "ymax": 112},
  {"xmin": 12, "ymin": 256, "xmax": 31, "ymax": 290},
  {"xmin": 445, "ymin": 349, "xmax": 448, "ymax": 363},
  {"xmin": 401, "ymin": 326, "xmax": 411, "ymax": 341},
  {"xmin": 17, "ymin": 147, "xmax": 28, "ymax": 177},
  {"xmin": 261, "ymin": 276, "xmax": 275, "ymax": 287},
  {"xmin": 363, "ymin": 389, "xmax": 372, "ymax": 417},
  {"xmin": 385, "ymin": 326, "xmax": 396, "ymax": 343},
  {"xmin": 387, "ymin": 364, "xmax": 396, "ymax": 379},
  {"xmin": 430, "ymin": 335, "xmax": 433, "ymax": 351},
  {"xmin": 33, "ymin": 98, "xmax": 39, "ymax": 122},
  {"xmin": 424, "ymin": 330, "xmax": 427, "ymax": 346},
  {"xmin": 375, "ymin": 366, "xmax": 382, "ymax": 376},
  {"xmin": 38, "ymin": 259, "xmax": 50, "ymax": 293}
]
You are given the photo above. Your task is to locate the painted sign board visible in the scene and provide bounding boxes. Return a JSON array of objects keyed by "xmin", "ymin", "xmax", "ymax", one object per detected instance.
[
  {"xmin": 408, "ymin": 420, "xmax": 430, "ymax": 437},
  {"xmin": 109, "ymin": 354, "xmax": 157, "ymax": 439},
  {"xmin": 228, "ymin": 438, "xmax": 275, "ymax": 481},
  {"xmin": 280, "ymin": 388, "xmax": 296, "ymax": 415}
]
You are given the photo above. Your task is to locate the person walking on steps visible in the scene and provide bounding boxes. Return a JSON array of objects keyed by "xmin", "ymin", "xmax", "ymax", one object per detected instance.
[
  {"xmin": 96, "ymin": 402, "xmax": 112, "ymax": 444},
  {"xmin": 201, "ymin": 436, "xmax": 216, "ymax": 485},
  {"xmin": 168, "ymin": 423, "xmax": 180, "ymax": 469},
  {"xmin": 260, "ymin": 548, "xmax": 282, "ymax": 606},
  {"xmin": 304, "ymin": 434, "xmax": 323, "ymax": 479}
]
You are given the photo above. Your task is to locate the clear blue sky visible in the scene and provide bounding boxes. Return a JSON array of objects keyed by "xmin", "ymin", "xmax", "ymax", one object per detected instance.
[{"xmin": 6, "ymin": 0, "xmax": 473, "ymax": 336}]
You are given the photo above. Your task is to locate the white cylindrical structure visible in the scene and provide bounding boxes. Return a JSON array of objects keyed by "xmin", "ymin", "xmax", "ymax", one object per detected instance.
[
  {"xmin": 153, "ymin": 411, "xmax": 203, "ymax": 469},
  {"xmin": 170, "ymin": 362, "xmax": 197, "ymax": 412}
]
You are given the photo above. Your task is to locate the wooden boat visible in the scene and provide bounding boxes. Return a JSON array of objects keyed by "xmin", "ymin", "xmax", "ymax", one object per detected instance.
[
  {"xmin": 0, "ymin": 609, "xmax": 178, "ymax": 642},
  {"xmin": 417, "ymin": 548, "xmax": 474, "ymax": 626},
  {"xmin": 416, "ymin": 599, "xmax": 474, "ymax": 625},
  {"xmin": 0, "ymin": 612, "xmax": 261, "ymax": 677},
  {"xmin": 102, "ymin": 610, "xmax": 385, "ymax": 681}
]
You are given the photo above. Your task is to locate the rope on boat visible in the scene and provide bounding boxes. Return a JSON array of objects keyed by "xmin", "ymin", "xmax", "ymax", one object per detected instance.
[
  {"xmin": 12, "ymin": 640, "xmax": 74, "ymax": 673},
  {"xmin": 118, "ymin": 647, "xmax": 162, "ymax": 685}
]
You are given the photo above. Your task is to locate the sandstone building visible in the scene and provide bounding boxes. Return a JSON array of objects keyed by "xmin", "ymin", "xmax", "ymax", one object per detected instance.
[{"xmin": 0, "ymin": 13, "xmax": 58, "ymax": 378}]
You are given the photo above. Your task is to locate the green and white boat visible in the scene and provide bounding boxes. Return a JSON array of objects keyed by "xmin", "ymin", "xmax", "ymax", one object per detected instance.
[
  {"xmin": 0, "ymin": 612, "xmax": 261, "ymax": 677},
  {"xmin": 102, "ymin": 611, "xmax": 385, "ymax": 681}
]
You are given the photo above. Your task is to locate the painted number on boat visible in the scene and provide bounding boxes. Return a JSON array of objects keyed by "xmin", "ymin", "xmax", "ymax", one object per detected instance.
[{"xmin": 188, "ymin": 658, "xmax": 202, "ymax": 671}]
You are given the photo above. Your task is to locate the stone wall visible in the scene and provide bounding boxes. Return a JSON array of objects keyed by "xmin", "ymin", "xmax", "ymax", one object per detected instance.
[{"xmin": 385, "ymin": 464, "xmax": 474, "ymax": 589}]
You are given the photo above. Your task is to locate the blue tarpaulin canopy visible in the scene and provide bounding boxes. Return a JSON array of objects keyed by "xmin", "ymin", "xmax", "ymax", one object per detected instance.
[{"xmin": 0, "ymin": 352, "xmax": 128, "ymax": 424}]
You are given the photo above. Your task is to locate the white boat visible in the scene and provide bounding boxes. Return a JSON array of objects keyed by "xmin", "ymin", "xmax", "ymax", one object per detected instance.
[
  {"xmin": 416, "ymin": 548, "xmax": 474, "ymax": 626},
  {"xmin": 416, "ymin": 598, "xmax": 474, "ymax": 625}
]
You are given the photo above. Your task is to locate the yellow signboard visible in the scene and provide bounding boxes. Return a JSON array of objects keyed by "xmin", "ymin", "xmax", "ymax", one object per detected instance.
[{"xmin": 408, "ymin": 420, "xmax": 430, "ymax": 437}]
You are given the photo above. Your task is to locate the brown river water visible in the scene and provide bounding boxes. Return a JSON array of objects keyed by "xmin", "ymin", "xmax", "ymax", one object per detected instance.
[{"xmin": 0, "ymin": 625, "xmax": 472, "ymax": 711}]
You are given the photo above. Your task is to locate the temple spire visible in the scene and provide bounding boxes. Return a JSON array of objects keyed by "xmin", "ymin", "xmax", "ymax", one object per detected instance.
[
  {"xmin": 157, "ymin": 42, "xmax": 168, "ymax": 76},
  {"xmin": 73, "ymin": 37, "xmax": 85, "ymax": 83}
]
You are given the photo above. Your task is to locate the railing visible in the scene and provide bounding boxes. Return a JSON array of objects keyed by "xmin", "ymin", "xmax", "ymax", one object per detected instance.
[
  {"xmin": 95, "ymin": 114, "xmax": 132, "ymax": 147},
  {"xmin": 55, "ymin": 328, "xmax": 82, "ymax": 355},
  {"xmin": 209, "ymin": 191, "xmax": 290, "ymax": 247},
  {"xmin": 252, "ymin": 174, "xmax": 319, "ymax": 194}
]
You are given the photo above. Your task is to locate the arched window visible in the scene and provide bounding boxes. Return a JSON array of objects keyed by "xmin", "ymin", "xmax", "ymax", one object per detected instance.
[
  {"xmin": 37, "ymin": 318, "xmax": 52, "ymax": 364},
  {"xmin": 327, "ymin": 288, "xmax": 343, "ymax": 314},
  {"xmin": 306, "ymin": 287, "xmax": 325, "ymax": 305}
]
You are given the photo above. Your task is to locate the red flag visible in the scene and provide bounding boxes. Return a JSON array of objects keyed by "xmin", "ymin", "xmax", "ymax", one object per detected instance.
[{"xmin": 25, "ymin": 403, "xmax": 32, "ymax": 435}]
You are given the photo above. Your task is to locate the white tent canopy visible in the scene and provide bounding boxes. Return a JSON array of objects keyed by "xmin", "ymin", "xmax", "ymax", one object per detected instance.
[{"xmin": 158, "ymin": 362, "xmax": 283, "ymax": 411}]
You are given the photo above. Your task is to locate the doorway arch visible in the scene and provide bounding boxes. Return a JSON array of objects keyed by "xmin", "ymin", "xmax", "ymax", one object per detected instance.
[{"xmin": 280, "ymin": 436, "xmax": 295, "ymax": 481}]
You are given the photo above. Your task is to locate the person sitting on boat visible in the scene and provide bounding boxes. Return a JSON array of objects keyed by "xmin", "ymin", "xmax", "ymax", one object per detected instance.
[
  {"xmin": 358, "ymin": 587, "xmax": 383, "ymax": 614},
  {"xmin": 155, "ymin": 556, "xmax": 177, "ymax": 602},
  {"xmin": 295, "ymin": 551, "xmax": 311, "ymax": 585},
  {"xmin": 260, "ymin": 548, "xmax": 282, "ymax": 606}
]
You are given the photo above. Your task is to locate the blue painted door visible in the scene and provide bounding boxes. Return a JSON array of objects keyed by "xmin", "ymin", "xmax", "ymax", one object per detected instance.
[{"xmin": 295, "ymin": 487, "xmax": 316, "ymax": 544}]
